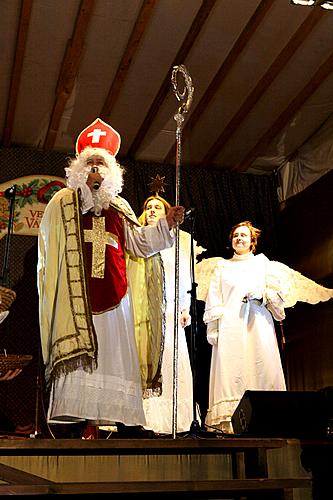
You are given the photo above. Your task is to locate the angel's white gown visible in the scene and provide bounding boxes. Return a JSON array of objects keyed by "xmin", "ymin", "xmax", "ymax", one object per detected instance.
[{"xmin": 196, "ymin": 252, "xmax": 333, "ymax": 432}]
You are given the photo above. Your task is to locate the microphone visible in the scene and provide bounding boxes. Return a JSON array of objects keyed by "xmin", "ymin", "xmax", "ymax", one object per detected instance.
[
  {"xmin": 92, "ymin": 181, "xmax": 101, "ymax": 191},
  {"xmin": 185, "ymin": 207, "xmax": 195, "ymax": 219},
  {"xmin": 4, "ymin": 185, "xmax": 17, "ymax": 200}
]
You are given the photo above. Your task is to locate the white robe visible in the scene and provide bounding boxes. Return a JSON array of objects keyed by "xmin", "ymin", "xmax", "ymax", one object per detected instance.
[
  {"xmin": 142, "ymin": 230, "xmax": 194, "ymax": 434},
  {"xmin": 46, "ymin": 215, "xmax": 175, "ymax": 427},
  {"xmin": 199, "ymin": 252, "xmax": 333, "ymax": 431}
]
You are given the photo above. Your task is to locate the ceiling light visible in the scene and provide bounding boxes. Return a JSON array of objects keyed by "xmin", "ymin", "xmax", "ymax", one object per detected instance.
[
  {"xmin": 320, "ymin": 1, "xmax": 333, "ymax": 9},
  {"xmin": 290, "ymin": 0, "xmax": 315, "ymax": 5},
  {"xmin": 291, "ymin": 0, "xmax": 333, "ymax": 7}
]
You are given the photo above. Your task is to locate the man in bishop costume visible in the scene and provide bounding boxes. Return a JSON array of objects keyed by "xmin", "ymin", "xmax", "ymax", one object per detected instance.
[{"xmin": 37, "ymin": 118, "xmax": 184, "ymax": 435}]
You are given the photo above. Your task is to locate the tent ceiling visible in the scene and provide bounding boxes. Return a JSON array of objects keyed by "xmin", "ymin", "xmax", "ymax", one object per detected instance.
[{"xmin": 2, "ymin": 0, "xmax": 333, "ymax": 175}]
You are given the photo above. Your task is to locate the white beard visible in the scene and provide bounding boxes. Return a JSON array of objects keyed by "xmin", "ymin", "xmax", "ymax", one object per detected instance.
[{"xmin": 91, "ymin": 184, "xmax": 114, "ymax": 216}]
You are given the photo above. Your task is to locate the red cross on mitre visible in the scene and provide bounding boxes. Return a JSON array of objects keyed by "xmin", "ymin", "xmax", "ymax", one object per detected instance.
[{"xmin": 75, "ymin": 118, "xmax": 121, "ymax": 156}]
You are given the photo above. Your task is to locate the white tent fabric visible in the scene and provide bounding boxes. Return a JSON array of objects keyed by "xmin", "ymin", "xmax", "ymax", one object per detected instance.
[{"xmin": 278, "ymin": 113, "xmax": 333, "ymax": 203}]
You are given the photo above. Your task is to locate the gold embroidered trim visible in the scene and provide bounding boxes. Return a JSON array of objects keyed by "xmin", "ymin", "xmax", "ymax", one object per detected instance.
[{"xmin": 48, "ymin": 190, "xmax": 98, "ymax": 381}]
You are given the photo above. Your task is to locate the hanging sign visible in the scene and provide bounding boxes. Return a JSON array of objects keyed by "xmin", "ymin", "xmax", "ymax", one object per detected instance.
[{"xmin": 0, "ymin": 175, "xmax": 65, "ymax": 239}]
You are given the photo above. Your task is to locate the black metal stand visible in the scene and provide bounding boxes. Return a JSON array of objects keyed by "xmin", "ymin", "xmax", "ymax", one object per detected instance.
[
  {"xmin": 31, "ymin": 345, "xmax": 43, "ymax": 439},
  {"xmin": 182, "ymin": 211, "xmax": 223, "ymax": 439},
  {"xmin": 0, "ymin": 185, "xmax": 17, "ymax": 287}
]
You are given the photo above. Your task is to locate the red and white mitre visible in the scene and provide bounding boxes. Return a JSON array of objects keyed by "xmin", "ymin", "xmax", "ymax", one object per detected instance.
[{"xmin": 75, "ymin": 118, "xmax": 121, "ymax": 157}]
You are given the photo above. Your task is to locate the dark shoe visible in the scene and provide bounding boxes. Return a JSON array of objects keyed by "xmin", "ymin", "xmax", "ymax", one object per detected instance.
[
  {"xmin": 50, "ymin": 421, "xmax": 87, "ymax": 439},
  {"xmin": 116, "ymin": 423, "xmax": 156, "ymax": 438}
]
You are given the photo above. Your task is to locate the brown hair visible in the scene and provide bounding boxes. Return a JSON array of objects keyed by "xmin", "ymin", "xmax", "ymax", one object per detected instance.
[
  {"xmin": 138, "ymin": 195, "xmax": 171, "ymax": 225},
  {"xmin": 229, "ymin": 220, "xmax": 262, "ymax": 253}
]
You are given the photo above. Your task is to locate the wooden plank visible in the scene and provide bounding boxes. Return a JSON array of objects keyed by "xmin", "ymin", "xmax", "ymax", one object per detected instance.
[
  {"xmin": 101, "ymin": 0, "xmax": 158, "ymax": 120},
  {"xmin": 232, "ymin": 451, "xmax": 246, "ymax": 479},
  {"xmin": 3, "ymin": 0, "xmax": 33, "ymax": 147},
  {"xmin": 0, "ymin": 462, "xmax": 53, "ymax": 485},
  {"xmin": 235, "ymin": 48, "xmax": 333, "ymax": 172},
  {"xmin": 128, "ymin": 0, "xmax": 218, "ymax": 158},
  {"xmin": 202, "ymin": 7, "xmax": 325, "ymax": 167},
  {"xmin": 0, "ymin": 436, "xmax": 289, "ymax": 455},
  {"xmin": 0, "ymin": 478, "xmax": 311, "ymax": 495},
  {"xmin": 164, "ymin": 0, "xmax": 277, "ymax": 164},
  {"xmin": 0, "ymin": 485, "xmax": 51, "ymax": 495},
  {"xmin": 43, "ymin": 0, "xmax": 96, "ymax": 149}
]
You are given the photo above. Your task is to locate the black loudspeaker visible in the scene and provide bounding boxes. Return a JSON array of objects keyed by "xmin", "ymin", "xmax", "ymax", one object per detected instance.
[{"xmin": 231, "ymin": 390, "xmax": 332, "ymax": 438}]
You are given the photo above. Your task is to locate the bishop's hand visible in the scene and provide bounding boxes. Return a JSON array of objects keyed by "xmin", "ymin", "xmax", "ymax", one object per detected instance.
[{"xmin": 166, "ymin": 206, "xmax": 185, "ymax": 229}]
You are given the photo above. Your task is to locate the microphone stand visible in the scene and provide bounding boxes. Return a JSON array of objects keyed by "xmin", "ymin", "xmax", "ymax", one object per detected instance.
[
  {"xmin": 183, "ymin": 210, "xmax": 222, "ymax": 439},
  {"xmin": 0, "ymin": 185, "xmax": 17, "ymax": 287},
  {"xmin": 183, "ymin": 211, "xmax": 216, "ymax": 438},
  {"xmin": 186, "ymin": 210, "xmax": 201, "ymax": 436}
]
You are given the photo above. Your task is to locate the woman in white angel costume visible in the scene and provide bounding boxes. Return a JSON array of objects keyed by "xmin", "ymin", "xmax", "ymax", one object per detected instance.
[
  {"xmin": 195, "ymin": 220, "xmax": 333, "ymax": 434},
  {"xmin": 128, "ymin": 182, "xmax": 205, "ymax": 434}
]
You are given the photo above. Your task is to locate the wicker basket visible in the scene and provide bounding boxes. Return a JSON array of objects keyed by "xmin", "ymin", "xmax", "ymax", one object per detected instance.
[
  {"xmin": 0, "ymin": 354, "xmax": 32, "ymax": 372},
  {"xmin": 0, "ymin": 287, "xmax": 16, "ymax": 313}
]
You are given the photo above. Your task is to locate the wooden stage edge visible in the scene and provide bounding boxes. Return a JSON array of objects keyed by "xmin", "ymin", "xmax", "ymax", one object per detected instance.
[
  {"xmin": 0, "ymin": 435, "xmax": 320, "ymax": 497},
  {"xmin": 0, "ymin": 435, "xmax": 294, "ymax": 454}
]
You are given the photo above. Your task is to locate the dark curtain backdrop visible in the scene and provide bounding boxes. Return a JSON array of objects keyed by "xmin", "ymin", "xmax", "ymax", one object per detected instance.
[
  {"xmin": 279, "ymin": 169, "xmax": 333, "ymax": 393},
  {"xmin": 121, "ymin": 158, "xmax": 281, "ymax": 259},
  {"xmin": 0, "ymin": 145, "xmax": 289, "ymax": 431}
]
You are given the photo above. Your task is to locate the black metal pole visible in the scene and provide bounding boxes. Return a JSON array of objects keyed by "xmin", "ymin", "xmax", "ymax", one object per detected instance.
[
  {"xmin": 0, "ymin": 185, "xmax": 17, "ymax": 287},
  {"xmin": 186, "ymin": 211, "xmax": 202, "ymax": 435}
]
